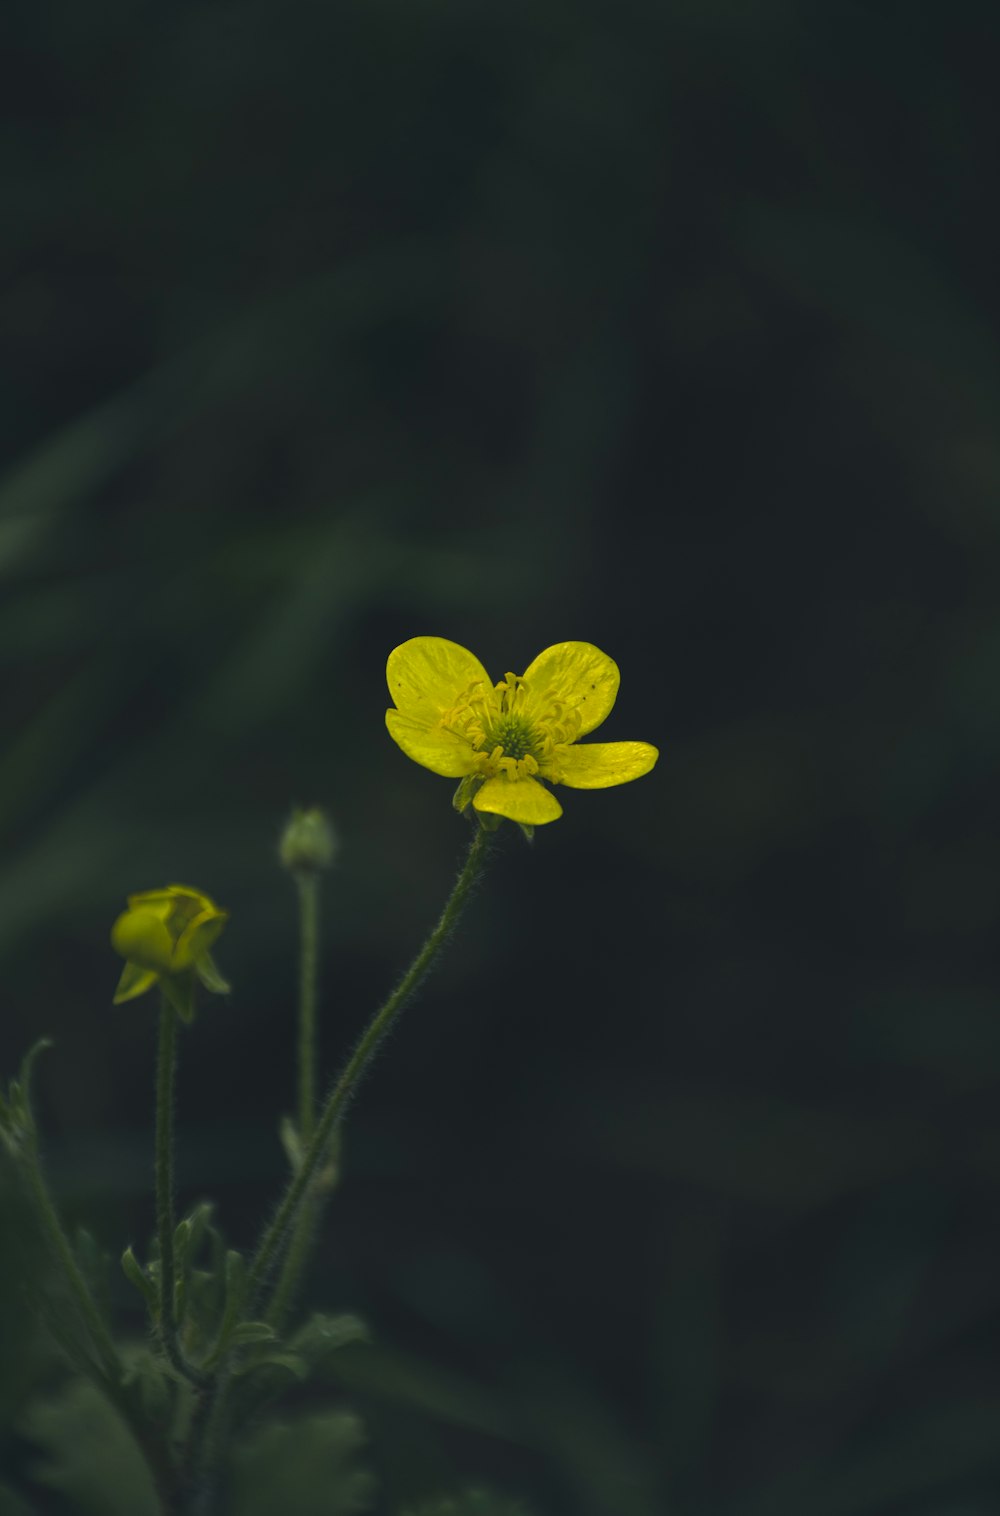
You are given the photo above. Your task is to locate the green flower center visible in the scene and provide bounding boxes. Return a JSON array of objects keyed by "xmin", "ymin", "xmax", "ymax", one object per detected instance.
[{"xmin": 479, "ymin": 713, "xmax": 538, "ymax": 761}]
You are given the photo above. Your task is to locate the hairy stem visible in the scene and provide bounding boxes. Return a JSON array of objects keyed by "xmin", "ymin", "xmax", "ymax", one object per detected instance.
[
  {"xmin": 155, "ymin": 997, "xmax": 207, "ymax": 1388},
  {"xmin": 296, "ymin": 871, "xmax": 321, "ymax": 1144},
  {"xmin": 265, "ymin": 868, "xmax": 329, "ymax": 1330}
]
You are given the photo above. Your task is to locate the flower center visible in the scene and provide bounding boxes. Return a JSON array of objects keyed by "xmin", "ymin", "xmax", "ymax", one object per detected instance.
[
  {"xmin": 481, "ymin": 712, "xmax": 537, "ymax": 762},
  {"xmin": 440, "ymin": 669, "xmax": 583, "ymax": 783}
]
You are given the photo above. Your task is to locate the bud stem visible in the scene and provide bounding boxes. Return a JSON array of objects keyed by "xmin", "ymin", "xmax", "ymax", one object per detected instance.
[
  {"xmin": 265, "ymin": 868, "xmax": 326, "ymax": 1332},
  {"xmin": 296, "ymin": 871, "xmax": 321, "ymax": 1144},
  {"xmin": 154, "ymin": 996, "xmax": 207, "ymax": 1389}
]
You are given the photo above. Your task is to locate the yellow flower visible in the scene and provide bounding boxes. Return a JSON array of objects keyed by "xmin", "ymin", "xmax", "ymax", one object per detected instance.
[
  {"xmin": 385, "ymin": 637, "xmax": 658, "ymax": 826},
  {"xmin": 111, "ymin": 885, "xmax": 230, "ymax": 1019}
]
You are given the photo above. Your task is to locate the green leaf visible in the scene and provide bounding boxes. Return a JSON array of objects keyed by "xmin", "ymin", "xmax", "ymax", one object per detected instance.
[
  {"xmin": 228, "ymin": 1412, "xmax": 376, "ymax": 1516},
  {"xmin": 121, "ymin": 1247, "xmax": 156, "ymax": 1313},
  {"xmin": 159, "ymin": 973, "xmax": 196, "ymax": 1025},
  {"xmin": 173, "ymin": 1217, "xmax": 191, "ymax": 1260},
  {"xmin": 182, "ymin": 1200, "xmax": 215, "ymax": 1262},
  {"xmin": 201, "ymin": 1249, "xmax": 245, "ymax": 1365},
  {"xmin": 279, "ymin": 1115, "xmax": 304, "ymax": 1173},
  {"xmin": 21, "ymin": 1380, "xmax": 159, "ymax": 1516},
  {"xmin": 4, "ymin": 1040, "xmax": 54, "ymax": 1140}
]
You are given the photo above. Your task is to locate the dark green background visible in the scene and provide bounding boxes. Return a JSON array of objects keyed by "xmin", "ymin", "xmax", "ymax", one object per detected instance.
[{"xmin": 3, "ymin": 1, "xmax": 1000, "ymax": 1512}]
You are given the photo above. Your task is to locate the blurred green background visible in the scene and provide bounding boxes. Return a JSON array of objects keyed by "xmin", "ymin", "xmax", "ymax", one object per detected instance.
[{"xmin": 3, "ymin": 1, "xmax": 1000, "ymax": 1511}]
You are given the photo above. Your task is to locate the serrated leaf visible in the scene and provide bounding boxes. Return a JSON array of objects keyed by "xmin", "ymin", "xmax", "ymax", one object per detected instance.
[
  {"xmin": 21, "ymin": 1380, "xmax": 158, "ymax": 1516},
  {"xmin": 228, "ymin": 1412, "xmax": 375, "ymax": 1516}
]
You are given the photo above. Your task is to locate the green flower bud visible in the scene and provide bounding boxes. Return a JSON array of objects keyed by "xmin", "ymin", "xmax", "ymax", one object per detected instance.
[{"xmin": 279, "ymin": 807, "xmax": 337, "ymax": 873}]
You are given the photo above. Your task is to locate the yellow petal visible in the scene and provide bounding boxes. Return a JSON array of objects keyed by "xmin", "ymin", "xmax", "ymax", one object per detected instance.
[
  {"xmin": 521, "ymin": 642, "xmax": 620, "ymax": 737},
  {"xmin": 549, "ymin": 741, "xmax": 659, "ymax": 789},
  {"xmin": 173, "ymin": 908, "xmax": 228, "ymax": 970},
  {"xmin": 112, "ymin": 961, "xmax": 159, "ymax": 1004},
  {"xmin": 385, "ymin": 710, "xmax": 478, "ymax": 778},
  {"xmin": 111, "ymin": 908, "xmax": 175, "ymax": 973},
  {"xmin": 473, "ymin": 775, "xmax": 563, "ymax": 824},
  {"xmin": 387, "ymin": 637, "xmax": 492, "ymax": 720},
  {"xmin": 125, "ymin": 890, "xmax": 175, "ymax": 922},
  {"xmin": 127, "ymin": 885, "xmax": 218, "ymax": 930}
]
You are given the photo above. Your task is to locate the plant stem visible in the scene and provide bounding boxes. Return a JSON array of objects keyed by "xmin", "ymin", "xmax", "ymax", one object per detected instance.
[
  {"xmin": 264, "ymin": 868, "xmax": 328, "ymax": 1330},
  {"xmin": 249, "ymin": 821, "xmax": 491, "ymax": 1311},
  {"xmin": 184, "ymin": 1367, "xmax": 231, "ymax": 1515},
  {"xmin": 262, "ymin": 1163, "xmax": 322, "ymax": 1331},
  {"xmin": 296, "ymin": 871, "xmax": 321, "ymax": 1145},
  {"xmin": 155, "ymin": 995, "xmax": 207, "ymax": 1388}
]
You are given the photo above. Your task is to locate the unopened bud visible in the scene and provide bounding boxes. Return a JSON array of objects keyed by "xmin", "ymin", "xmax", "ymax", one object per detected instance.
[{"xmin": 279, "ymin": 807, "xmax": 337, "ymax": 873}]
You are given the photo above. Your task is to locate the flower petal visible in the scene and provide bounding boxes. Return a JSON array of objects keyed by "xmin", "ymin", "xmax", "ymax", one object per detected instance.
[
  {"xmin": 521, "ymin": 642, "xmax": 620, "ymax": 737},
  {"xmin": 549, "ymin": 741, "xmax": 659, "ymax": 789},
  {"xmin": 473, "ymin": 775, "xmax": 563, "ymax": 824},
  {"xmin": 112, "ymin": 961, "xmax": 159, "ymax": 1005},
  {"xmin": 111, "ymin": 908, "xmax": 175, "ymax": 973},
  {"xmin": 387, "ymin": 637, "xmax": 493, "ymax": 720},
  {"xmin": 385, "ymin": 710, "xmax": 478, "ymax": 777},
  {"xmin": 173, "ymin": 908, "xmax": 228, "ymax": 971},
  {"xmin": 125, "ymin": 890, "xmax": 175, "ymax": 921}
]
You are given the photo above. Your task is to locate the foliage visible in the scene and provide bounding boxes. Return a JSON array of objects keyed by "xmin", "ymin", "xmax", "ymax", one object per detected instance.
[
  {"xmin": 21, "ymin": 1380, "xmax": 158, "ymax": 1516},
  {"xmin": 228, "ymin": 1412, "xmax": 375, "ymax": 1516}
]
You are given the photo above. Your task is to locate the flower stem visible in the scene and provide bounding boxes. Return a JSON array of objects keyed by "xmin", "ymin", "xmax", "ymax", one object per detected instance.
[
  {"xmin": 248, "ymin": 821, "xmax": 491, "ymax": 1311},
  {"xmin": 296, "ymin": 871, "xmax": 320, "ymax": 1144},
  {"xmin": 155, "ymin": 996, "xmax": 207, "ymax": 1389},
  {"xmin": 264, "ymin": 868, "xmax": 330, "ymax": 1330}
]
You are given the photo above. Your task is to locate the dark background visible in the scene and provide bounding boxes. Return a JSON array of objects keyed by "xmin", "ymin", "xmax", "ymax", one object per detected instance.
[{"xmin": 3, "ymin": 1, "xmax": 1000, "ymax": 1512}]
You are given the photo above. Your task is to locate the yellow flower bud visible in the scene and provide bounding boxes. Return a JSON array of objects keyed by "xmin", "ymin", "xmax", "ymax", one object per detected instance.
[{"xmin": 111, "ymin": 884, "xmax": 230, "ymax": 1017}]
